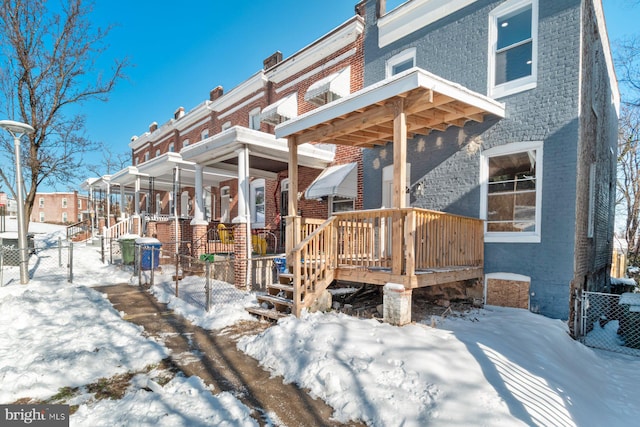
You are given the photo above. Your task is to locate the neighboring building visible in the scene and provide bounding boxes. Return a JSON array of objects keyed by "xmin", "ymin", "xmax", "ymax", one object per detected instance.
[
  {"xmin": 30, "ymin": 191, "xmax": 88, "ymax": 224},
  {"xmin": 360, "ymin": 0, "xmax": 619, "ymax": 323}
]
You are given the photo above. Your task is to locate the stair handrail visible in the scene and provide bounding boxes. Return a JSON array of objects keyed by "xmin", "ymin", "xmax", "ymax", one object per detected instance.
[{"xmin": 291, "ymin": 216, "xmax": 337, "ymax": 316}]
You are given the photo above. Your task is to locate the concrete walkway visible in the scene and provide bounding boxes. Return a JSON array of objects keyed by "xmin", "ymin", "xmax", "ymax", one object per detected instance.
[{"xmin": 96, "ymin": 284, "xmax": 363, "ymax": 427}]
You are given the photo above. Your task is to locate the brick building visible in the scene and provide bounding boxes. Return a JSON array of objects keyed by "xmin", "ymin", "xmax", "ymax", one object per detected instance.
[{"xmin": 29, "ymin": 191, "xmax": 89, "ymax": 224}]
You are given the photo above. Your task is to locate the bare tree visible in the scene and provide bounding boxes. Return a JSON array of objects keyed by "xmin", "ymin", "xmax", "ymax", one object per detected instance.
[
  {"xmin": 615, "ymin": 36, "xmax": 640, "ymax": 107},
  {"xmin": 617, "ymin": 106, "xmax": 640, "ymax": 265},
  {"xmin": 86, "ymin": 143, "xmax": 131, "ymax": 177},
  {"xmin": 0, "ymin": 0, "xmax": 127, "ymax": 226}
]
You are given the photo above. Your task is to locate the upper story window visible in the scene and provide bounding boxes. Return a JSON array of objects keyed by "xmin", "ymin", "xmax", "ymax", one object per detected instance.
[
  {"xmin": 78, "ymin": 199, "xmax": 82, "ymax": 209},
  {"xmin": 144, "ymin": 152, "xmax": 150, "ymax": 162},
  {"xmin": 183, "ymin": 139, "xmax": 189, "ymax": 149},
  {"xmin": 155, "ymin": 149, "xmax": 161, "ymax": 157},
  {"xmin": 62, "ymin": 198, "xmax": 67, "ymax": 208},
  {"xmin": 481, "ymin": 141, "xmax": 543, "ymax": 243},
  {"xmin": 39, "ymin": 197, "xmax": 44, "ymax": 208},
  {"xmin": 249, "ymin": 108, "xmax": 261, "ymax": 130},
  {"xmin": 200, "ymin": 129, "xmax": 209, "ymax": 140},
  {"xmin": 221, "ymin": 121, "xmax": 232, "ymax": 131},
  {"xmin": 135, "ymin": 157, "xmax": 140, "ymax": 165},
  {"xmin": 488, "ymin": 0, "xmax": 538, "ymax": 98},
  {"xmin": 386, "ymin": 48, "xmax": 416, "ymax": 78},
  {"xmin": 168, "ymin": 142, "xmax": 175, "ymax": 152}
]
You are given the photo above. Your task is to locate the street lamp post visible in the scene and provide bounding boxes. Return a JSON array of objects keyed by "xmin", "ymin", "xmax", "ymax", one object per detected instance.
[{"xmin": 0, "ymin": 120, "xmax": 35, "ymax": 284}]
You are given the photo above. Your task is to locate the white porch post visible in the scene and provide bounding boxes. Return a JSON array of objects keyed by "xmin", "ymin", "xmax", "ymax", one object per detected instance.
[
  {"xmin": 190, "ymin": 164, "xmax": 207, "ymax": 226},
  {"xmin": 89, "ymin": 185, "xmax": 95, "ymax": 235},
  {"xmin": 105, "ymin": 182, "xmax": 111, "ymax": 229},
  {"xmin": 119, "ymin": 185, "xmax": 126, "ymax": 221},
  {"xmin": 392, "ymin": 98, "xmax": 407, "ymax": 276},
  {"xmin": 232, "ymin": 145, "xmax": 251, "ymax": 289},
  {"xmin": 134, "ymin": 176, "xmax": 140, "ymax": 217}
]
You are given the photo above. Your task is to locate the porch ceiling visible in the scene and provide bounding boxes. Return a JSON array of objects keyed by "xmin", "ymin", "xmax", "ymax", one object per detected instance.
[{"xmin": 275, "ymin": 68, "xmax": 505, "ymax": 147}]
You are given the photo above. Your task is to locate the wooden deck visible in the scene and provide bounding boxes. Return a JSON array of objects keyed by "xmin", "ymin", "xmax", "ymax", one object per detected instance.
[{"xmin": 334, "ymin": 265, "xmax": 483, "ymax": 288}]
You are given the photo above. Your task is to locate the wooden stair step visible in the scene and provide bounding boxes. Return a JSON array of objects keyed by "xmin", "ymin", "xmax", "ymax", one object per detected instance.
[
  {"xmin": 257, "ymin": 294, "xmax": 294, "ymax": 307},
  {"xmin": 245, "ymin": 306, "xmax": 288, "ymax": 321},
  {"xmin": 268, "ymin": 283, "xmax": 294, "ymax": 293}
]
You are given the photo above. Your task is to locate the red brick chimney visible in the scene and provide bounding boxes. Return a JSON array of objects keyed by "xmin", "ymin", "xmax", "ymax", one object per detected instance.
[
  {"xmin": 174, "ymin": 106, "xmax": 185, "ymax": 120},
  {"xmin": 149, "ymin": 122, "xmax": 158, "ymax": 133},
  {"xmin": 263, "ymin": 51, "xmax": 283, "ymax": 70},
  {"xmin": 210, "ymin": 86, "xmax": 224, "ymax": 101}
]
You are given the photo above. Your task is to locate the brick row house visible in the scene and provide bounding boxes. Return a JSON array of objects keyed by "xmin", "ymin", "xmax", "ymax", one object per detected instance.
[
  {"xmin": 87, "ymin": 0, "xmax": 618, "ymax": 328},
  {"xmin": 29, "ymin": 191, "xmax": 88, "ymax": 225}
]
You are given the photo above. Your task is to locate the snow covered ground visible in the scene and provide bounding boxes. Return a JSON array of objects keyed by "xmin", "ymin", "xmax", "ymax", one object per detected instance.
[{"xmin": 2, "ymin": 220, "xmax": 640, "ymax": 426}]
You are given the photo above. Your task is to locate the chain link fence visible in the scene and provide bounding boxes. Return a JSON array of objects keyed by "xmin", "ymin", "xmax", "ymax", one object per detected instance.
[
  {"xmin": 578, "ymin": 291, "xmax": 640, "ymax": 357},
  {"xmin": 1, "ymin": 236, "xmax": 74, "ymax": 286}
]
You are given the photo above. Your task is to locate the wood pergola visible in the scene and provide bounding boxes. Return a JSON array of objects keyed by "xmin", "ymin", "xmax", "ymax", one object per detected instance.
[{"xmin": 278, "ymin": 68, "xmax": 505, "ymax": 263}]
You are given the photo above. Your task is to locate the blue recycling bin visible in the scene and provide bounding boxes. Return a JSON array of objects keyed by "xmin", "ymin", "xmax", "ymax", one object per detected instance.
[
  {"xmin": 135, "ymin": 237, "xmax": 162, "ymax": 270},
  {"xmin": 273, "ymin": 257, "xmax": 288, "ymax": 274}
]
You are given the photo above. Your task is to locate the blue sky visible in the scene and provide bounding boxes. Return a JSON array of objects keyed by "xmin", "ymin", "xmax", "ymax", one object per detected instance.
[{"xmin": 59, "ymin": 0, "xmax": 639, "ymax": 190}]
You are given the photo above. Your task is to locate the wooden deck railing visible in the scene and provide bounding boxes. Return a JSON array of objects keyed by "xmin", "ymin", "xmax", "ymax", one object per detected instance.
[{"xmin": 289, "ymin": 208, "xmax": 484, "ymax": 315}]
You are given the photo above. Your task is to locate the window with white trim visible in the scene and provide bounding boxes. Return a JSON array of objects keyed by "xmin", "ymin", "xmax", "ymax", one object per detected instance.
[
  {"xmin": 385, "ymin": 47, "xmax": 416, "ymax": 78},
  {"xmin": 200, "ymin": 129, "xmax": 209, "ymax": 140},
  {"xmin": 39, "ymin": 197, "xmax": 44, "ymax": 208},
  {"xmin": 488, "ymin": 0, "xmax": 538, "ymax": 98},
  {"xmin": 62, "ymin": 198, "xmax": 67, "ymax": 208},
  {"xmin": 78, "ymin": 199, "xmax": 82, "ymax": 209},
  {"xmin": 481, "ymin": 141, "xmax": 543, "ymax": 242},
  {"xmin": 249, "ymin": 108, "xmax": 261, "ymax": 130},
  {"xmin": 144, "ymin": 152, "xmax": 150, "ymax": 162},
  {"xmin": 39, "ymin": 212, "xmax": 45, "ymax": 222},
  {"xmin": 250, "ymin": 179, "xmax": 265, "ymax": 227},
  {"xmin": 183, "ymin": 139, "xmax": 189, "ymax": 149},
  {"xmin": 62, "ymin": 212, "xmax": 68, "ymax": 223},
  {"xmin": 330, "ymin": 196, "xmax": 355, "ymax": 214},
  {"xmin": 168, "ymin": 142, "xmax": 175, "ymax": 152},
  {"xmin": 220, "ymin": 186, "xmax": 230, "ymax": 223},
  {"xmin": 221, "ymin": 121, "xmax": 232, "ymax": 131},
  {"xmin": 155, "ymin": 149, "xmax": 161, "ymax": 157}
]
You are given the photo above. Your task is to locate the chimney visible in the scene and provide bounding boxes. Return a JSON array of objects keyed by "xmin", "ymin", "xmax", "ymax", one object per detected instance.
[
  {"xmin": 263, "ymin": 51, "xmax": 283, "ymax": 70},
  {"xmin": 149, "ymin": 122, "xmax": 158, "ymax": 133},
  {"xmin": 355, "ymin": 0, "xmax": 366, "ymax": 17},
  {"xmin": 210, "ymin": 86, "xmax": 224, "ymax": 101},
  {"xmin": 130, "ymin": 135, "xmax": 138, "ymax": 142},
  {"xmin": 174, "ymin": 106, "xmax": 185, "ymax": 120}
]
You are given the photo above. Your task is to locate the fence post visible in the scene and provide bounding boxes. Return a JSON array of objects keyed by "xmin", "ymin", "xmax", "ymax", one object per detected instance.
[
  {"xmin": 1, "ymin": 248, "xmax": 4, "ymax": 286},
  {"xmin": 205, "ymin": 261, "xmax": 211, "ymax": 312},
  {"xmin": 101, "ymin": 235, "xmax": 105, "ymax": 264},
  {"xmin": 68, "ymin": 242, "xmax": 74, "ymax": 283},
  {"xmin": 150, "ymin": 245, "xmax": 155, "ymax": 288},
  {"xmin": 137, "ymin": 243, "xmax": 142, "ymax": 286},
  {"xmin": 175, "ymin": 253, "xmax": 180, "ymax": 297},
  {"xmin": 58, "ymin": 237, "xmax": 62, "ymax": 267}
]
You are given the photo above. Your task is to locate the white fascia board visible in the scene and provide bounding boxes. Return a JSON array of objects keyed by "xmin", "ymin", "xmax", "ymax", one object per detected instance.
[
  {"xmin": 109, "ymin": 166, "xmax": 148, "ymax": 186},
  {"xmin": 276, "ymin": 48, "xmax": 356, "ymax": 94},
  {"xmin": 592, "ymin": 0, "xmax": 620, "ymax": 115},
  {"xmin": 80, "ymin": 177, "xmax": 99, "ymax": 190},
  {"xmin": 266, "ymin": 17, "xmax": 364, "ymax": 84},
  {"xmin": 208, "ymin": 71, "xmax": 267, "ymax": 114},
  {"xmin": 276, "ymin": 67, "xmax": 505, "ymax": 138},
  {"xmin": 129, "ymin": 132, "xmax": 151, "ymax": 150},
  {"xmin": 174, "ymin": 101, "xmax": 211, "ymax": 132},
  {"xmin": 137, "ymin": 152, "xmax": 195, "ymax": 177},
  {"xmin": 378, "ymin": 0, "xmax": 478, "ymax": 48}
]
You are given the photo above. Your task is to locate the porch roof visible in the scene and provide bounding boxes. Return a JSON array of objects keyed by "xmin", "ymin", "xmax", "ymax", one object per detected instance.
[
  {"xmin": 275, "ymin": 67, "xmax": 505, "ymax": 147},
  {"xmin": 180, "ymin": 125, "xmax": 334, "ymax": 173}
]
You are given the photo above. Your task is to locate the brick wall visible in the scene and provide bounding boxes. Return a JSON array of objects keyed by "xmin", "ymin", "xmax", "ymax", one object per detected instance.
[{"xmin": 30, "ymin": 192, "xmax": 87, "ymax": 224}]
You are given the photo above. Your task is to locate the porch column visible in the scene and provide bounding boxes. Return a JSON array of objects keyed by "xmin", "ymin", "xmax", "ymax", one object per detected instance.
[
  {"xmin": 191, "ymin": 164, "xmax": 208, "ymax": 259},
  {"xmin": 119, "ymin": 185, "xmax": 126, "ymax": 221},
  {"xmin": 173, "ymin": 166, "xmax": 180, "ymax": 255},
  {"xmin": 89, "ymin": 185, "xmax": 95, "ymax": 237},
  {"xmin": 233, "ymin": 146, "xmax": 251, "ymax": 289},
  {"xmin": 132, "ymin": 176, "xmax": 140, "ymax": 235},
  {"xmin": 286, "ymin": 137, "xmax": 301, "ymax": 257},
  {"xmin": 105, "ymin": 182, "xmax": 111, "ymax": 229},
  {"xmin": 392, "ymin": 99, "xmax": 407, "ymax": 276}
]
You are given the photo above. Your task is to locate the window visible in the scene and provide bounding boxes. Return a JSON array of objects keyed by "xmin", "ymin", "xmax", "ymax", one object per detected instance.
[
  {"xmin": 144, "ymin": 152, "xmax": 150, "ymax": 162},
  {"xmin": 220, "ymin": 186, "xmax": 230, "ymax": 223},
  {"xmin": 330, "ymin": 196, "xmax": 355, "ymax": 214},
  {"xmin": 39, "ymin": 212, "xmax": 45, "ymax": 222},
  {"xmin": 39, "ymin": 197, "xmax": 44, "ymax": 208},
  {"xmin": 386, "ymin": 47, "xmax": 416, "ymax": 78},
  {"xmin": 250, "ymin": 179, "xmax": 265, "ymax": 227},
  {"xmin": 78, "ymin": 213, "xmax": 82, "ymax": 222},
  {"xmin": 168, "ymin": 142, "xmax": 175, "ymax": 153},
  {"xmin": 488, "ymin": 0, "xmax": 538, "ymax": 98},
  {"xmin": 78, "ymin": 199, "xmax": 82, "ymax": 209},
  {"xmin": 481, "ymin": 141, "xmax": 543, "ymax": 242},
  {"xmin": 135, "ymin": 157, "xmax": 140, "ymax": 165},
  {"xmin": 155, "ymin": 149, "xmax": 161, "ymax": 157},
  {"xmin": 62, "ymin": 198, "xmax": 67, "ymax": 208},
  {"xmin": 221, "ymin": 121, "xmax": 232, "ymax": 131},
  {"xmin": 62, "ymin": 212, "xmax": 68, "ymax": 223},
  {"xmin": 183, "ymin": 139, "xmax": 189, "ymax": 149},
  {"xmin": 249, "ymin": 108, "xmax": 261, "ymax": 130},
  {"xmin": 200, "ymin": 129, "xmax": 209, "ymax": 140}
]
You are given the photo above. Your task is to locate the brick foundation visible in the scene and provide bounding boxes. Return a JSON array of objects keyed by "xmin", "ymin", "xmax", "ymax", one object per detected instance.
[{"xmin": 233, "ymin": 219, "xmax": 248, "ymax": 290}]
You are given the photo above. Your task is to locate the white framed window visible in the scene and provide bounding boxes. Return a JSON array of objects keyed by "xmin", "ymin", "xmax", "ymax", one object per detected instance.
[
  {"xmin": 144, "ymin": 152, "xmax": 150, "ymax": 162},
  {"xmin": 168, "ymin": 142, "xmax": 175, "ymax": 152},
  {"xmin": 221, "ymin": 121, "xmax": 232, "ymax": 131},
  {"xmin": 220, "ymin": 186, "xmax": 230, "ymax": 223},
  {"xmin": 330, "ymin": 196, "xmax": 355, "ymax": 214},
  {"xmin": 135, "ymin": 157, "xmax": 140, "ymax": 165},
  {"xmin": 39, "ymin": 197, "xmax": 44, "ymax": 208},
  {"xmin": 62, "ymin": 198, "xmax": 67, "ymax": 208},
  {"xmin": 181, "ymin": 191, "xmax": 190, "ymax": 217},
  {"xmin": 250, "ymin": 179, "xmax": 265, "ymax": 227},
  {"xmin": 488, "ymin": 0, "xmax": 538, "ymax": 98},
  {"xmin": 249, "ymin": 108, "xmax": 261, "ymax": 130},
  {"xmin": 183, "ymin": 139, "xmax": 189, "ymax": 149},
  {"xmin": 78, "ymin": 199, "xmax": 82, "ymax": 209},
  {"xmin": 62, "ymin": 212, "xmax": 68, "ymax": 223},
  {"xmin": 77, "ymin": 213, "xmax": 82, "ymax": 222},
  {"xmin": 200, "ymin": 129, "xmax": 209, "ymax": 140},
  {"xmin": 480, "ymin": 141, "xmax": 543, "ymax": 243},
  {"xmin": 39, "ymin": 212, "xmax": 45, "ymax": 222},
  {"xmin": 385, "ymin": 47, "xmax": 416, "ymax": 78},
  {"xmin": 155, "ymin": 149, "xmax": 161, "ymax": 157}
]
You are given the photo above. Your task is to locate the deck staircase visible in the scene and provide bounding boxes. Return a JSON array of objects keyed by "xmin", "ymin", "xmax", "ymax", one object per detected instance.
[{"xmin": 246, "ymin": 274, "xmax": 295, "ymax": 320}]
